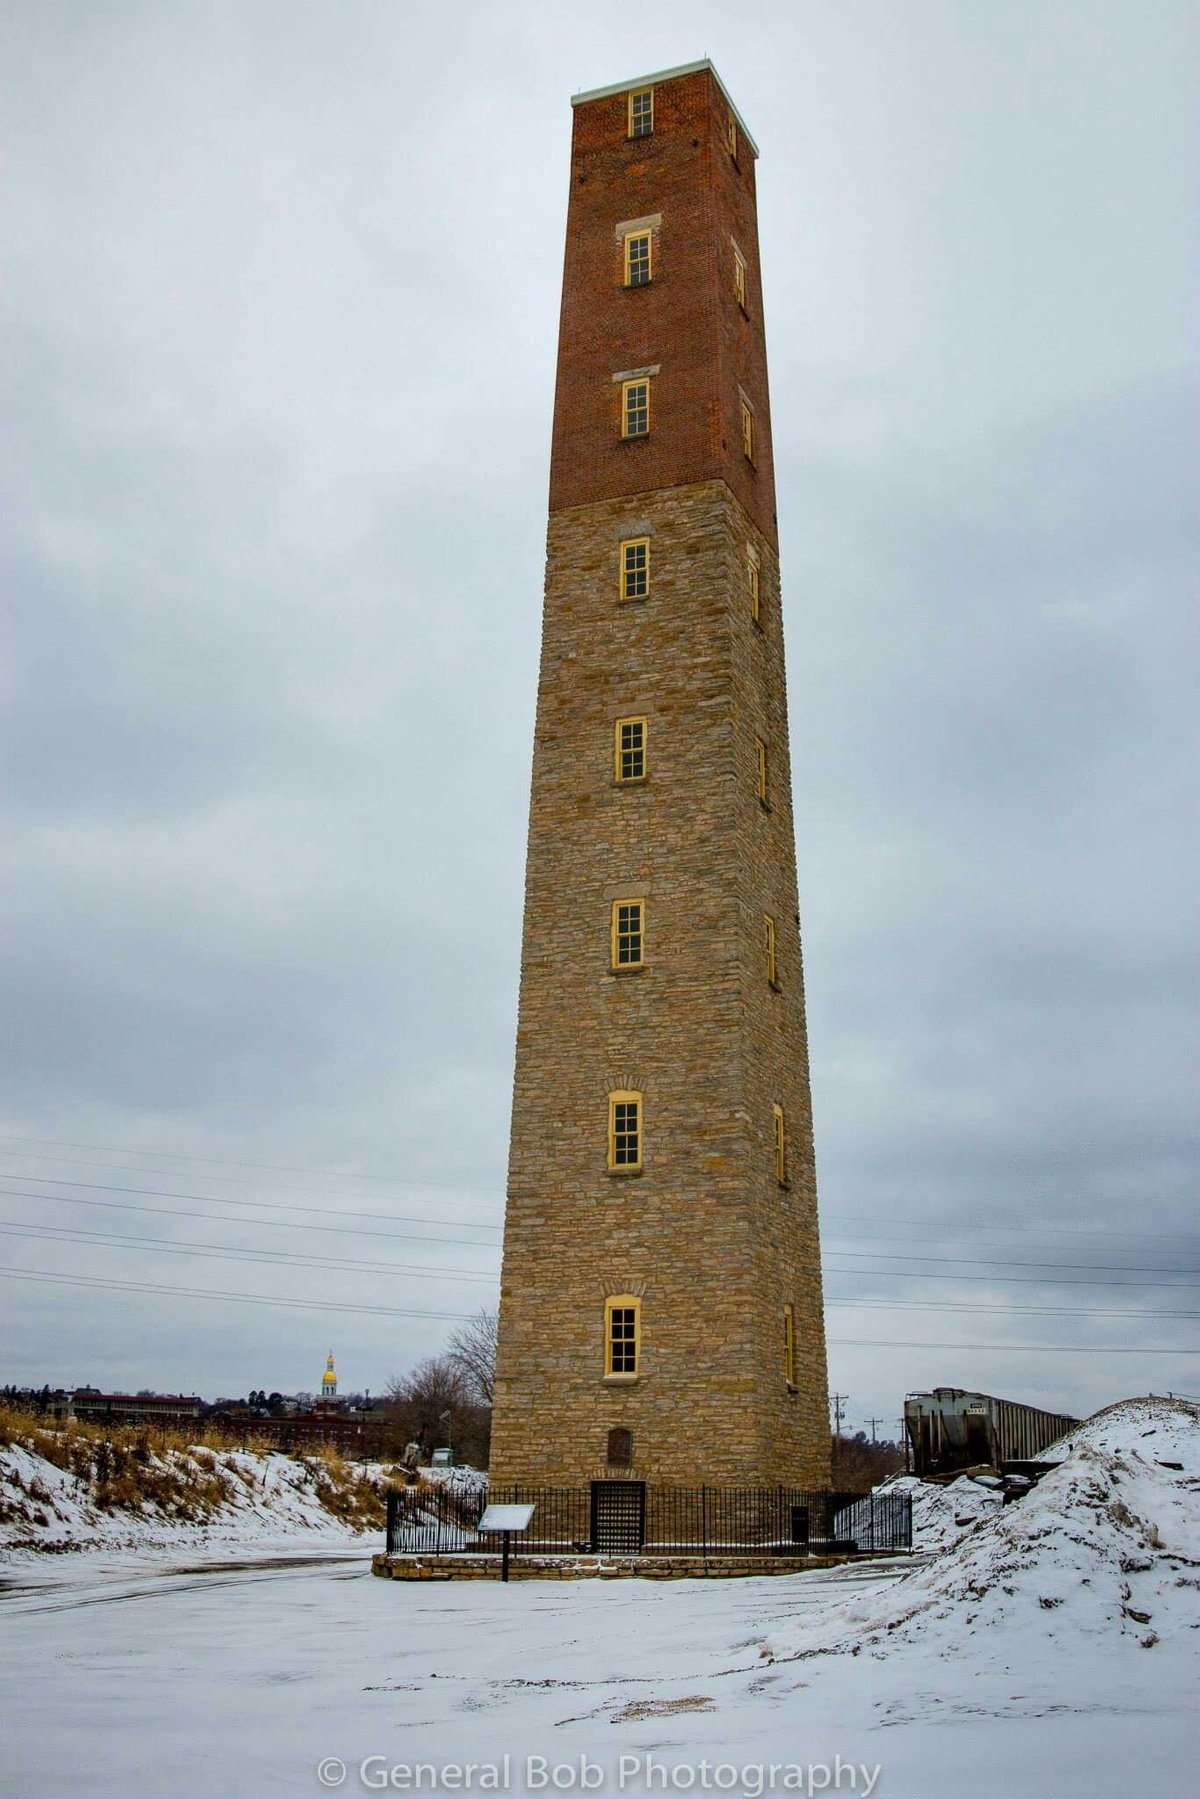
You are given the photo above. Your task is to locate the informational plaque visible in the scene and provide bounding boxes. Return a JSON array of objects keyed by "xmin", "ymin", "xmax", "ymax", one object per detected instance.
[{"xmin": 478, "ymin": 1503, "xmax": 536, "ymax": 1533}]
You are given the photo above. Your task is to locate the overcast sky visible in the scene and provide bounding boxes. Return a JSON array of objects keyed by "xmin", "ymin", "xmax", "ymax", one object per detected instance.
[{"xmin": 2, "ymin": 1, "xmax": 1196, "ymax": 1436}]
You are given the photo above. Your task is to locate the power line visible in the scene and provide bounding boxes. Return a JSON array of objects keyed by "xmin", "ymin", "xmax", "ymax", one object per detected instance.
[
  {"xmin": 3, "ymin": 1206, "xmax": 1195, "ymax": 1320},
  {"xmin": 10, "ymin": 1172, "xmax": 1198, "ymax": 1277},
  {"xmin": 0, "ymin": 1185, "xmax": 504, "ymax": 1249},
  {"xmin": 0, "ymin": 1265, "xmax": 1194, "ymax": 1352},
  {"xmin": 0, "ymin": 1147, "xmax": 504, "ymax": 1216},
  {"xmin": 829, "ymin": 1338, "xmax": 1200, "ymax": 1354},
  {"xmin": 2, "ymin": 1215, "xmax": 1194, "ymax": 1322},
  {"xmin": 823, "ymin": 1296, "xmax": 1200, "ymax": 1320},
  {"xmin": 824, "ymin": 1211, "xmax": 1200, "ymax": 1246},
  {"xmin": 0, "ymin": 1222, "xmax": 498, "ymax": 1282},
  {"xmin": 823, "ymin": 1267, "xmax": 1200, "ymax": 1291},
  {"xmin": 0, "ymin": 1135, "xmax": 505, "ymax": 1196},
  {"xmin": 824, "ymin": 1249, "xmax": 1200, "ymax": 1277},
  {"xmin": 0, "ymin": 1266, "xmax": 476, "ymax": 1320},
  {"xmin": 0, "ymin": 1175, "xmax": 500, "ymax": 1242},
  {"xmin": 3, "ymin": 1135, "xmax": 1193, "ymax": 1249},
  {"xmin": 4, "ymin": 1182, "xmax": 1196, "ymax": 1291}
]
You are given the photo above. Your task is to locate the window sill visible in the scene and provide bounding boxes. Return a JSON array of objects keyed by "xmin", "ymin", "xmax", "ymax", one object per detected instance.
[
  {"xmin": 618, "ymin": 594, "xmax": 648, "ymax": 605},
  {"xmin": 768, "ymin": 978, "xmax": 783, "ymax": 994},
  {"xmin": 758, "ymin": 797, "xmax": 773, "ymax": 813},
  {"xmin": 613, "ymin": 779, "xmax": 649, "ymax": 790},
  {"xmin": 777, "ymin": 1178, "xmax": 792, "ymax": 1192},
  {"xmin": 610, "ymin": 963, "xmax": 646, "ymax": 978},
  {"xmin": 751, "ymin": 613, "xmax": 764, "ymax": 632},
  {"xmin": 620, "ymin": 434, "xmax": 651, "ymax": 445},
  {"xmin": 786, "ymin": 1382, "xmax": 799, "ymax": 1395},
  {"xmin": 606, "ymin": 1164, "xmax": 643, "ymax": 1178},
  {"xmin": 603, "ymin": 1374, "xmax": 640, "ymax": 1385}
]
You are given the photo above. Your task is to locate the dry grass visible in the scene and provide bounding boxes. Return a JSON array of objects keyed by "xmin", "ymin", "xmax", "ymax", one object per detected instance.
[
  {"xmin": 303, "ymin": 1442, "xmax": 392, "ymax": 1530},
  {"xmin": 0, "ymin": 1402, "xmax": 399, "ymax": 1532}
]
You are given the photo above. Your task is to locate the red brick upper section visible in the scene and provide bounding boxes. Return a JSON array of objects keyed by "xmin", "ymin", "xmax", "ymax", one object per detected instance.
[{"xmin": 549, "ymin": 66, "xmax": 778, "ymax": 550}]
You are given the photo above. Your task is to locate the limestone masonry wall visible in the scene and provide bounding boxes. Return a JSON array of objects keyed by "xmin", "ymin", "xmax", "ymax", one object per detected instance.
[{"xmin": 491, "ymin": 482, "xmax": 829, "ymax": 1488}]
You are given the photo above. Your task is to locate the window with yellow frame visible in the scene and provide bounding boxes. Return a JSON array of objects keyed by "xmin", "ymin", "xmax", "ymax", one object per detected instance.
[
  {"xmin": 764, "ymin": 914, "xmax": 777, "ymax": 986},
  {"xmin": 605, "ymin": 1295, "xmax": 640, "ymax": 1375},
  {"xmin": 614, "ymin": 716, "xmax": 647, "ymax": 783},
  {"xmin": 608, "ymin": 1091, "xmax": 642, "ymax": 1171},
  {"xmin": 755, "ymin": 735, "xmax": 768, "ymax": 803},
  {"xmin": 783, "ymin": 1303, "xmax": 796, "ymax": 1386},
  {"xmin": 623, "ymin": 230, "xmax": 652, "ymax": 288},
  {"xmin": 622, "ymin": 378, "xmax": 650, "ymax": 438},
  {"xmin": 727, "ymin": 117, "xmax": 738, "ymax": 159},
  {"xmin": 611, "ymin": 899, "xmax": 645, "ymax": 969},
  {"xmin": 620, "ymin": 537, "xmax": 649, "ymax": 601},
  {"xmin": 733, "ymin": 248, "xmax": 747, "ymax": 312},
  {"xmin": 773, "ymin": 1103, "xmax": 787, "ymax": 1185},
  {"xmin": 628, "ymin": 88, "xmax": 653, "ymax": 138},
  {"xmin": 741, "ymin": 399, "xmax": 755, "ymax": 462},
  {"xmin": 747, "ymin": 549, "xmax": 760, "ymax": 622}
]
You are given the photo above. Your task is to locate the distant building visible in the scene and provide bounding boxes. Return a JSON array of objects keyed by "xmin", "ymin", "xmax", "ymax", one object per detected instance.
[
  {"xmin": 70, "ymin": 1391, "xmax": 203, "ymax": 1426},
  {"xmin": 319, "ymin": 1351, "xmax": 338, "ymax": 1405}
]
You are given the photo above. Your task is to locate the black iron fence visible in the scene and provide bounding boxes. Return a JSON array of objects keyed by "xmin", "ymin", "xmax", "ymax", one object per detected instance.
[{"xmin": 384, "ymin": 1483, "xmax": 911, "ymax": 1557}]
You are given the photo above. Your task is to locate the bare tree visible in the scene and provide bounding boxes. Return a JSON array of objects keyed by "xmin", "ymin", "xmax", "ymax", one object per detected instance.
[
  {"xmin": 832, "ymin": 1431, "xmax": 905, "ymax": 1494},
  {"xmin": 446, "ymin": 1308, "xmax": 498, "ymax": 1407},
  {"xmin": 383, "ymin": 1354, "xmax": 492, "ymax": 1467}
]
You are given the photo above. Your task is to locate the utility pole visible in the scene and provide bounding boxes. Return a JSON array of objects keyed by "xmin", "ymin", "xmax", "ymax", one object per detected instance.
[
  {"xmin": 829, "ymin": 1393, "xmax": 849, "ymax": 1489},
  {"xmin": 865, "ymin": 1417, "xmax": 884, "ymax": 1444}
]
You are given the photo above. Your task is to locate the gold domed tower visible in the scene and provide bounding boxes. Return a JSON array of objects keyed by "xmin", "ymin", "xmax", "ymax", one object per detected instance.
[{"xmin": 320, "ymin": 1351, "xmax": 337, "ymax": 1403}]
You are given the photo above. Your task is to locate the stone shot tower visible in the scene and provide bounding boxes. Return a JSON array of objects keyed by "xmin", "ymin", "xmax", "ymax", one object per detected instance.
[{"xmin": 490, "ymin": 61, "xmax": 830, "ymax": 1493}]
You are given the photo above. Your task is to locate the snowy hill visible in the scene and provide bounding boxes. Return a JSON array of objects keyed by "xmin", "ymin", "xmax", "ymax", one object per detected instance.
[
  {"xmin": 0, "ymin": 1428, "xmax": 396, "ymax": 1556},
  {"xmin": 781, "ymin": 1395, "xmax": 1200, "ymax": 1669}
]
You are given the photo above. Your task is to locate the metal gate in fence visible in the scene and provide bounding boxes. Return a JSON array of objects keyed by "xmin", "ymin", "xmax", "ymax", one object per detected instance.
[{"xmin": 590, "ymin": 1480, "xmax": 646, "ymax": 1554}]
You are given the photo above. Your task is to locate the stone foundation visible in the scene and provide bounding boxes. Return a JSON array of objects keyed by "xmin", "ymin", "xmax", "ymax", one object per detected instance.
[{"xmin": 371, "ymin": 1550, "xmax": 905, "ymax": 1582}]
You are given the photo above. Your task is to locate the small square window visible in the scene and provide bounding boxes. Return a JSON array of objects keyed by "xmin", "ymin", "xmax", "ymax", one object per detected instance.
[
  {"xmin": 741, "ymin": 400, "xmax": 754, "ymax": 462},
  {"xmin": 620, "ymin": 537, "xmax": 649, "ymax": 601},
  {"xmin": 612, "ymin": 898, "xmax": 645, "ymax": 968},
  {"xmin": 622, "ymin": 378, "xmax": 650, "ymax": 438},
  {"xmin": 755, "ymin": 735, "xmax": 768, "ymax": 803},
  {"xmin": 624, "ymin": 231, "xmax": 652, "ymax": 287},
  {"xmin": 615, "ymin": 716, "xmax": 647, "ymax": 784},
  {"xmin": 608, "ymin": 1093, "xmax": 642, "ymax": 1171},
  {"xmin": 733, "ymin": 249, "xmax": 747, "ymax": 311},
  {"xmin": 628, "ymin": 89, "xmax": 653, "ymax": 138}
]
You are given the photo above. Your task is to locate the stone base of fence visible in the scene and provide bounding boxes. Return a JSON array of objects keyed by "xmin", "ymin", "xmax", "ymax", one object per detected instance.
[{"xmin": 371, "ymin": 1549, "xmax": 910, "ymax": 1583}]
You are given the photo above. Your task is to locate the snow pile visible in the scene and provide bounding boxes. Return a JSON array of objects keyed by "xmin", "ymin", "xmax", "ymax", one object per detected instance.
[
  {"xmin": 0, "ymin": 1433, "xmax": 397, "ymax": 1557},
  {"xmin": 784, "ymin": 1396, "xmax": 1200, "ymax": 1670},
  {"xmin": 418, "ymin": 1462, "xmax": 488, "ymax": 1496},
  {"xmin": 890, "ymin": 1470, "xmax": 1003, "ymax": 1551}
]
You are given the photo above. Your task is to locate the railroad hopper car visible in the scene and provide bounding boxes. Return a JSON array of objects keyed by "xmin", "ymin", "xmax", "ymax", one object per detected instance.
[{"xmin": 905, "ymin": 1387, "xmax": 1077, "ymax": 1478}]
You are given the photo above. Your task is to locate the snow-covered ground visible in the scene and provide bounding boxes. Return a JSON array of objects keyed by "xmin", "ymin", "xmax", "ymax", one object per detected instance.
[{"xmin": 0, "ymin": 1398, "xmax": 1195, "ymax": 1798}]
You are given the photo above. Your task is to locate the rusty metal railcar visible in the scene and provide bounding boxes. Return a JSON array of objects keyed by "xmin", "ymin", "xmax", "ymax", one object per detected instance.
[{"xmin": 905, "ymin": 1387, "xmax": 1077, "ymax": 1478}]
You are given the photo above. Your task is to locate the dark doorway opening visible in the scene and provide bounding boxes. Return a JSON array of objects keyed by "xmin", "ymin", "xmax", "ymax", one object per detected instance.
[{"xmin": 590, "ymin": 1480, "xmax": 646, "ymax": 1554}]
